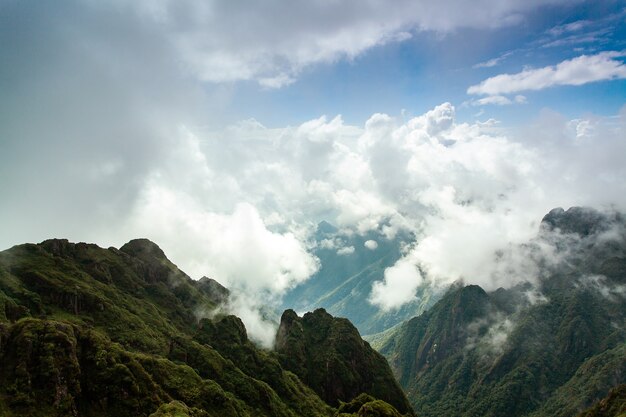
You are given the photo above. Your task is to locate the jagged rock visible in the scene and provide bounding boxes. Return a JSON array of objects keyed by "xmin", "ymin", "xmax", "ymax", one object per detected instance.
[
  {"xmin": 197, "ymin": 276, "xmax": 230, "ymax": 305},
  {"xmin": 540, "ymin": 206, "xmax": 612, "ymax": 237},
  {"xmin": 275, "ymin": 308, "xmax": 414, "ymax": 415}
]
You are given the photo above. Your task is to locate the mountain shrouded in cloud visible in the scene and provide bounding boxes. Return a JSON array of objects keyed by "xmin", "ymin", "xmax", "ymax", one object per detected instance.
[
  {"xmin": 3, "ymin": 96, "xmax": 626, "ymax": 338},
  {"xmin": 370, "ymin": 206, "xmax": 626, "ymax": 417},
  {"xmin": 1, "ymin": 0, "xmax": 626, "ymax": 342}
]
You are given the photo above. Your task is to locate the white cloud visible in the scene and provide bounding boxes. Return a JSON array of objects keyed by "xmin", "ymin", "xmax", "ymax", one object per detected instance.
[
  {"xmin": 364, "ymin": 240, "xmax": 379, "ymax": 250},
  {"xmin": 468, "ymin": 52, "xmax": 626, "ymax": 96},
  {"xmin": 468, "ymin": 95, "xmax": 527, "ymax": 106},
  {"xmin": 2, "ymin": 90, "xmax": 625, "ymax": 319},
  {"xmin": 5, "ymin": 80, "xmax": 625, "ymax": 316},
  {"xmin": 546, "ymin": 20, "xmax": 590, "ymax": 37},
  {"xmin": 337, "ymin": 246, "xmax": 356, "ymax": 256},
  {"xmin": 128, "ymin": 188, "xmax": 318, "ymax": 294},
  {"xmin": 369, "ymin": 256, "xmax": 423, "ymax": 311},
  {"xmin": 473, "ymin": 52, "xmax": 513, "ymax": 69},
  {"xmin": 226, "ymin": 293, "xmax": 280, "ymax": 348},
  {"xmin": 112, "ymin": 0, "xmax": 577, "ymax": 87}
]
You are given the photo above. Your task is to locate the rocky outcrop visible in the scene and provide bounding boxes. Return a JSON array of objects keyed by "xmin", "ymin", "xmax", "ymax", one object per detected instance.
[{"xmin": 275, "ymin": 308, "xmax": 414, "ymax": 415}]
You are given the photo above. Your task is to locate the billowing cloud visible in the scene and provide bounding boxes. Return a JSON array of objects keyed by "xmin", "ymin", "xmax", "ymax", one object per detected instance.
[
  {"xmin": 369, "ymin": 256, "xmax": 424, "ymax": 311},
  {"xmin": 364, "ymin": 240, "xmax": 379, "ymax": 250},
  {"xmin": 468, "ymin": 52, "xmax": 626, "ymax": 95},
  {"xmin": 337, "ymin": 246, "xmax": 356, "ymax": 256}
]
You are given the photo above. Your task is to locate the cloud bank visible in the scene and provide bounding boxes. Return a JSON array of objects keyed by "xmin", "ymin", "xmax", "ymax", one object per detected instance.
[
  {"xmin": 107, "ymin": 101, "xmax": 624, "ymax": 315},
  {"xmin": 12, "ymin": 0, "xmax": 573, "ymax": 89}
]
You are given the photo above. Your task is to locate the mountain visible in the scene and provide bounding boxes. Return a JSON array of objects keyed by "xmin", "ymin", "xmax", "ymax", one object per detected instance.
[
  {"xmin": 0, "ymin": 238, "xmax": 412, "ymax": 417},
  {"xmin": 275, "ymin": 308, "xmax": 414, "ymax": 415},
  {"xmin": 281, "ymin": 224, "xmax": 442, "ymax": 336},
  {"xmin": 577, "ymin": 384, "xmax": 626, "ymax": 417},
  {"xmin": 374, "ymin": 207, "xmax": 626, "ymax": 417}
]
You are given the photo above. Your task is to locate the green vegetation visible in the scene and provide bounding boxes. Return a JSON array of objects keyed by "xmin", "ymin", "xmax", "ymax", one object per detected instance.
[
  {"xmin": 576, "ymin": 384, "xmax": 626, "ymax": 417},
  {"xmin": 0, "ymin": 238, "xmax": 410, "ymax": 417},
  {"xmin": 376, "ymin": 207, "xmax": 626, "ymax": 417},
  {"xmin": 336, "ymin": 393, "xmax": 407, "ymax": 417},
  {"xmin": 275, "ymin": 308, "xmax": 414, "ymax": 415}
]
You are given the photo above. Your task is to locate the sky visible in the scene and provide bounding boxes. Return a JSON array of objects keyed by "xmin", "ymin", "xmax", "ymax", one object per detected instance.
[{"xmin": 1, "ymin": 0, "xmax": 625, "ymax": 345}]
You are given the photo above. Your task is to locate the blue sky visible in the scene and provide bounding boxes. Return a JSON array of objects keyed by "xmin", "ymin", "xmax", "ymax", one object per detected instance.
[
  {"xmin": 224, "ymin": 1, "xmax": 626, "ymax": 126},
  {"xmin": 1, "ymin": 0, "xmax": 626, "ymax": 341}
]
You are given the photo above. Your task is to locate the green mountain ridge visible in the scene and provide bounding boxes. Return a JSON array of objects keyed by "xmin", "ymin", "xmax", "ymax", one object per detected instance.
[
  {"xmin": 0, "ymin": 238, "xmax": 411, "ymax": 417},
  {"xmin": 275, "ymin": 308, "xmax": 414, "ymax": 415},
  {"xmin": 374, "ymin": 207, "xmax": 626, "ymax": 417}
]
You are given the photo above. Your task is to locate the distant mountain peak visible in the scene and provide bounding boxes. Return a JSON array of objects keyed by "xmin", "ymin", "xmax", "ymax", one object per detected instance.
[
  {"xmin": 540, "ymin": 206, "xmax": 612, "ymax": 236},
  {"xmin": 316, "ymin": 220, "xmax": 338, "ymax": 236},
  {"xmin": 120, "ymin": 238, "xmax": 167, "ymax": 260}
]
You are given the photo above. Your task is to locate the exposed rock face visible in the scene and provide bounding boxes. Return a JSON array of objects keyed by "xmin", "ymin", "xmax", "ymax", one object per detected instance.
[
  {"xmin": 540, "ymin": 206, "xmax": 615, "ymax": 237},
  {"xmin": 197, "ymin": 276, "xmax": 230, "ymax": 305},
  {"xmin": 275, "ymin": 308, "xmax": 414, "ymax": 415}
]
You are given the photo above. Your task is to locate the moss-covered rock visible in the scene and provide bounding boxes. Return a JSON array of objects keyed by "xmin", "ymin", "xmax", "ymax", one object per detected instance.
[
  {"xmin": 335, "ymin": 393, "xmax": 407, "ymax": 417},
  {"xmin": 275, "ymin": 308, "xmax": 414, "ymax": 415},
  {"xmin": 149, "ymin": 401, "xmax": 209, "ymax": 417}
]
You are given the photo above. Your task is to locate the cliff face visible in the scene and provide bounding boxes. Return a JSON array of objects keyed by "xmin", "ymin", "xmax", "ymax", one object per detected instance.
[
  {"xmin": 0, "ymin": 238, "xmax": 410, "ymax": 417},
  {"xmin": 275, "ymin": 308, "xmax": 414, "ymax": 415}
]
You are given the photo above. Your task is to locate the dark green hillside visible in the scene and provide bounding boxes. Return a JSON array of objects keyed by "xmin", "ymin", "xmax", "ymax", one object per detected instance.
[
  {"xmin": 275, "ymin": 308, "xmax": 414, "ymax": 415},
  {"xmin": 376, "ymin": 207, "xmax": 626, "ymax": 417},
  {"xmin": 576, "ymin": 384, "xmax": 626, "ymax": 417},
  {"xmin": 0, "ymin": 238, "xmax": 410, "ymax": 417}
]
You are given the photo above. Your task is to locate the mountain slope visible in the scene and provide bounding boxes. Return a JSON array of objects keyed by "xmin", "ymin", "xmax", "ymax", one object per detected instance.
[
  {"xmin": 576, "ymin": 384, "xmax": 626, "ymax": 417},
  {"xmin": 376, "ymin": 207, "xmax": 626, "ymax": 417},
  {"xmin": 275, "ymin": 308, "xmax": 414, "ymax": 415},
  {"xmin": 0, "ymin": 238, "xmax": 410, "ymax": 417}
]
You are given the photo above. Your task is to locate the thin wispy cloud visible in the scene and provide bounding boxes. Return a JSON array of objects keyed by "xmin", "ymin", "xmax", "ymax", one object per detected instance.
[
  {"xmin": 546, "ymin": 20, "xmax": 590, "ymax": 37},
  {"xmin": 466, "ymin": 95, "xmax": 527, "ymax": 106},
  {"xmin": 473, "ymin": 52, "xmax": 513, "ymax": 69},
  {"xmin": 468, "ymin": 51, "xmax": 626, "ymax": 96},
  {"xmin": 541, "ymin": 28, "xmax": 612, "ymax": 49},
  {"xmin": 104, "ymin": 0, "xmax": 577, "ymax": 88}
]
